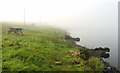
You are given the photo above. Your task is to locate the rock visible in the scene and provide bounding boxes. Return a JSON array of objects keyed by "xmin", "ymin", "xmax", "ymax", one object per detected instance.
[
  {"xmin": 103, "ymin": 61, "xmax": 120, "ymax": 73},
  {"xmin": 94, "ymin": 47, "xmax": 110, "ymax": 52},
  {"xmin": 65, "ymin": 35, "xmax": 80, "ymax": 42},
  {"xmin": 104, "ymin": 47, "xmax": 110, "ymax": 52},
  {"xmin": 65, "ymin": 35, "xmax": 73, "ymax": 40},
  {"xmin": 101, "ymin": 53, "xmax": 109, "ymax": 58},
  {"xmin": 74, "ymin": 37, "xmax": 80, "ymax": 42}
]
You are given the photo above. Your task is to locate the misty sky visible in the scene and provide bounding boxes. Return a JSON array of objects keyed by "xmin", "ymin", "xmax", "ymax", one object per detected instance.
[{"xmin": 0, "ymin": 0, "xmax": 119, "ymax": 29}]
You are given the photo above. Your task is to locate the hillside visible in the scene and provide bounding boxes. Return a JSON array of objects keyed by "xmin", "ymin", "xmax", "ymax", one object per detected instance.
[{"xmin": 1, "ymin": 22, "xmax": 104, "ymax": 72}]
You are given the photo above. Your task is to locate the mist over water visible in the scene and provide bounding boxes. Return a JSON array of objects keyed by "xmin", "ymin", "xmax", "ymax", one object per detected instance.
[{"xmin": 67, "ymin": 28, "xmax": 118, "ymax": 67}]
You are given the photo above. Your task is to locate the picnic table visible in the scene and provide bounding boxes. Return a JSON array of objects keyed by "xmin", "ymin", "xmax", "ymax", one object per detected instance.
[{"xmin": 8, "ymin": 27, "xmax": 23, "ymax": 35}]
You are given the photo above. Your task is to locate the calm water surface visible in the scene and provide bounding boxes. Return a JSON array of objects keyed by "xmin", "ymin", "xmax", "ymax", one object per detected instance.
[{"xmin": 67, "ymin": 28, "xmax": 118, "ymax": 67}]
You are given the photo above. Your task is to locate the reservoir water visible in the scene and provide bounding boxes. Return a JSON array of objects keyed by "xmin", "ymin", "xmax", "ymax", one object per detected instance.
[{"xmin": 67, "ymin": 27, "xmax": 118, "ymax": 68}]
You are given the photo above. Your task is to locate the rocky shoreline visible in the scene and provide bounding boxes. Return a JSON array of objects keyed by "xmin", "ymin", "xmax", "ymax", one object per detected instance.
[
  {"xmin": 65, "ymin": 34, "xmax": 120, "ymax": 73},
  {"xmin": 102, "ymin": 61, "xmax": 119, "ymax": 73}
]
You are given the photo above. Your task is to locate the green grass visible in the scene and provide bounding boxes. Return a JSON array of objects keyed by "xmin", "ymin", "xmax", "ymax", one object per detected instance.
[{"xmin": 1, "ymin": 22, "xmax": 104, "ymax": 72}]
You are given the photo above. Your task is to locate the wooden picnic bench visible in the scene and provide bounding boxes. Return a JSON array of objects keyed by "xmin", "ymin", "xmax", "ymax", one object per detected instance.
[{"xmin": 8, "ymin": 27, "xmax": 23, "ymax": 35}]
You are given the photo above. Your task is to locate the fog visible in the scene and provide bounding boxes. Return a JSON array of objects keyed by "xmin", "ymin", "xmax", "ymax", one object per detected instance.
[{"xmin": 0, "ymin": 0, "xmax": 119, "ymax": 67}]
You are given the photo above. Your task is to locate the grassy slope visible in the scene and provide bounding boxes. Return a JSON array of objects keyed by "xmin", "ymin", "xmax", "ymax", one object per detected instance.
[
  {"xmin": 0, "ymin": 23, "xmax": 2, "ymax": 72},
  {"xmin": 2, "ymin": 22, "xmax": 104, "ymax": 72}
]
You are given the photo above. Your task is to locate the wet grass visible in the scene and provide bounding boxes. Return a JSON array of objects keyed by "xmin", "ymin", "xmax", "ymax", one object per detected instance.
[{"xmin": 2, "ymin": 22, "xmax": 104, "ymax": 72}]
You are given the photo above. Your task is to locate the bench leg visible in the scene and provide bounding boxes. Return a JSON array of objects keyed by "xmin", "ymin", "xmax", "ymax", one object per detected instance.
[
  {"xmin": 20, "ymin": 31, "xmax": 23, "ymax": 36},
  {"xmin": 14, "ymin": 31, "xmax": 18, "ymax": 35}
]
